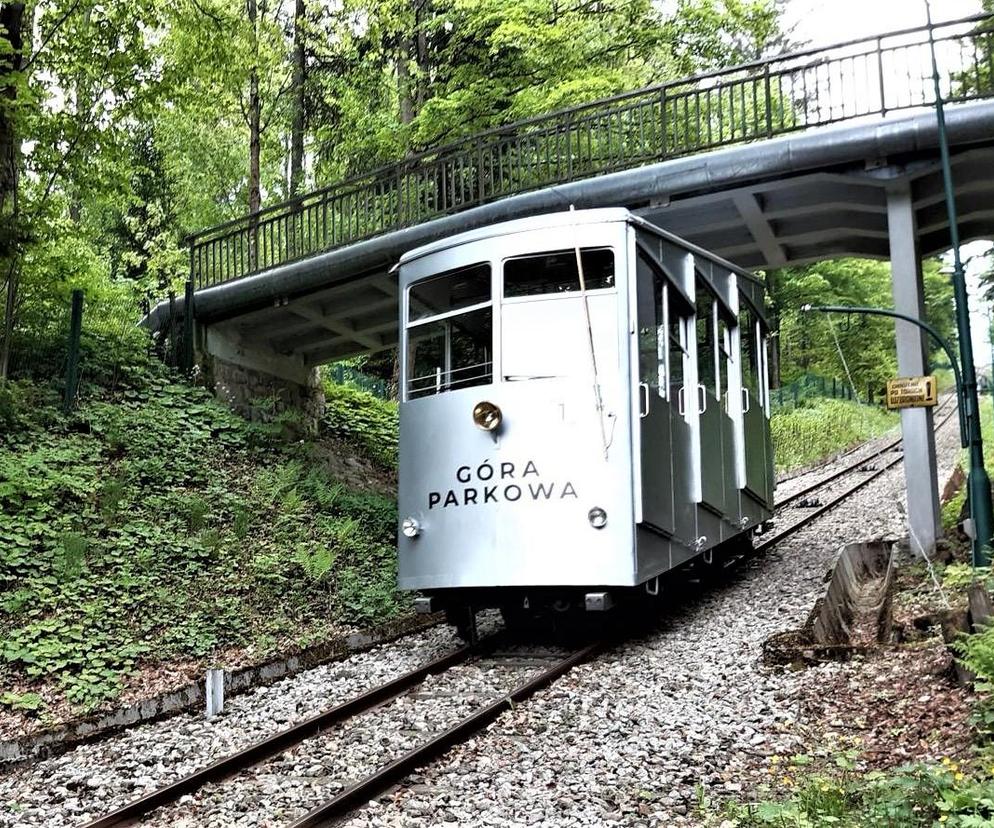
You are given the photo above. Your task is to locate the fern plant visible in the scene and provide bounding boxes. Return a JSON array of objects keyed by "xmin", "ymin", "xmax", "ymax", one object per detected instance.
[
  {"xmin": 956, "ymin": 626, "xmax": 994, "ymax": 692},
  {"xmin": 294, "ymin": 544, "xmax": 336, "ymax": 582}
]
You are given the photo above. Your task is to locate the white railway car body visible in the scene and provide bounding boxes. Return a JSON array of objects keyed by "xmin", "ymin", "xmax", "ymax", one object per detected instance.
[{"xmin": 396, "ymin": 209, "xmax": 773, "ymax": 611}]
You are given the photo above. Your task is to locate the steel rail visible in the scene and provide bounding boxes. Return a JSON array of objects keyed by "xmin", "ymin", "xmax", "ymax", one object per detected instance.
[
  {"xmin": 774, "ymin": 396, "xmax": 957, "ymax": 511},
  {"xmin": 79, "ymin": 406, "xmax": 958, "ymax": 828},
  {"xmin": 287, "ymin": 640, "xmax": 605, "ymax": 828},
  {"xmin": 289, "ymin": 408, "xmax": 960, "ymax": 826},
  {"xmin": 80, "ymin": 644, "xmax": 476, "ymax": 828}
]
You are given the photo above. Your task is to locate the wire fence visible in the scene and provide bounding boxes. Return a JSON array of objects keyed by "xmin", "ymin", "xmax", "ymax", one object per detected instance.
[{"xmin": 770, "ymin": 372, "xmax": 885, "ymax": 412}]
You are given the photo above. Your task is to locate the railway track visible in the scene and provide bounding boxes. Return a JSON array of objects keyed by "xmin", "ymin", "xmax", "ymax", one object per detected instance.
[
  {"xmin": 772, "ymin": 394, "xmax": 947, "ymax": 488},
  {"xmin": 81, "ymin": 639, "xmax": 605, "ymax": 828},
  {"xmin": 80, "ymin": 401, "xmax": 958, "ymax": 828},
  {"xmin": 763, "ymin": 397, "xmax": 959, "ymax": 551}
]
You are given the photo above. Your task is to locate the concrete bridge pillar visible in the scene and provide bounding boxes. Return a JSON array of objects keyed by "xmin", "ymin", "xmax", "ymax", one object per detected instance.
[
  {"xmin": 887, "ymin": 180, "xmax": 941, "ymax": 554},
  {"xmin": 203, "ymin": 326, "xmax": 325, "ymax": 437}
]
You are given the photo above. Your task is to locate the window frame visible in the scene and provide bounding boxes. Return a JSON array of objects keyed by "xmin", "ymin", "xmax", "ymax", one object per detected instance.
[
  {"xmin": 501, "ymin": 246, "xmax": 618, "ymax": 304},
  {"xmin": 695, "ymin": 280, "xmax": 719, "ymax": 399},
  {"xmin": 407, "ymin": 261, "xmax": 493, "ymax": 324},
  {"xmin": 404, "ymin": 261, "xmax": 495, "ymax": 401}
]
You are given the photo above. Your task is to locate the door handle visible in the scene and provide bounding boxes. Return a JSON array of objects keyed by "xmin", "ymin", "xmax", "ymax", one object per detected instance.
[
  {"xmin": 639, "ymin": 382, "xmax": 649, "ymax": 418},
  {"xmin": 697, "ymin": 384, "xmax": 707, "ymax": 414},
  {"xmin": 678, "ymin": 385, "xmax": 686, "ymax": 416},
  {"xmin": 741, "ymin": 387, "xmax": 750, "ymax": 413}
]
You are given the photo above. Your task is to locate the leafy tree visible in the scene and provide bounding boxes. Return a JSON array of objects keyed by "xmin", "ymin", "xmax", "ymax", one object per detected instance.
[
  {"xmin": 0, "ymin": 0, "xmax": 797, "ymax": 380},
  {"xmin": 771, "ymin": 258, "xmax": 955, "ymax": 393},
  {"xmin": 306, "ymin": 0, "xmax": 790, "ymax": 181}
]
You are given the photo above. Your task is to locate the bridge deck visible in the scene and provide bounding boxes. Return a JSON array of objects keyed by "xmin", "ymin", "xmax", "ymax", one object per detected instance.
[{"xmin": 148, "ymin": 99, "xmax": 994, "ymax": 365}]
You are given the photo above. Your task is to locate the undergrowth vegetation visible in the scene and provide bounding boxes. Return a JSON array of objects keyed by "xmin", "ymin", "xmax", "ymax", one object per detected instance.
[
  {"xmin": 706, "ymin": 759, "xmax": 994, "ymax": 827},
  {"xmin": 0, "ymin": 331, "xmax": 404, "ymax": 714},
  {"xmin": 321, "ymin": 378, "xmax": 398, "ymax": 469},
  {"xmin": 771, "ymin": 398, "xmax": 898, "ymax": 472},
  {"xmin": 709, "ymin": 392, "xmax": 994, "ymax": 827}
]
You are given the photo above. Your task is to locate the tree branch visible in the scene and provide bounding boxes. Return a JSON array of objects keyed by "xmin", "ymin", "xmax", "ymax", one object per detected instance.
[
  {"xmin": 187, "ymin": 0, "xmax": 228, "ymax": 30},
  {"xmin": 23, "ymin": 0, "xmax": 85, "ymax": 72}
]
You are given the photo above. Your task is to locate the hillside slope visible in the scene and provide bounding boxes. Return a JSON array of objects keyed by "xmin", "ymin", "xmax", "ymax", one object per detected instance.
[{"xmin": 0, "ymin": 355, "xmax": 402, "ymax": 723}]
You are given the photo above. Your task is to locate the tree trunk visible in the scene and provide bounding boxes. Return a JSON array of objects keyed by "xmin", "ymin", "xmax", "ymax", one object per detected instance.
[
  {"xmin": 289, "ymin": 0, "xmax": 305, "ymax": 197},
  {"xmin": 69, "ymin": 6, "xmax": 91, "ymax": 224},
  {"xmin": 246, "ymin": 0, "xmax": 260, "ymax": 270},
  {"xmin": 0, "ymin": 2, "xmax": 25, "ymax": 380},
  {"xmin": 414, "ymin": 1, "xmax": 429, "ymax": 110},
  {"xmin": 0, "ymin": 261, "xmax": 15, "ymax": 380},
  {"xmin": 397, "ymin": 34, "xmax": 415, "ymax": 127}
]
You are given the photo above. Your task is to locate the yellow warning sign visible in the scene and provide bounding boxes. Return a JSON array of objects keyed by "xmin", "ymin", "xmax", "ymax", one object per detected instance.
[{"xmin": 886, "ymin": 375, "xmax": 938, "ymax": 410}]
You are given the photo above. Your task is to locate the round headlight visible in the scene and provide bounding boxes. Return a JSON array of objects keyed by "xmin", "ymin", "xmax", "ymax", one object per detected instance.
[
  {"xmin": 472, "ymin": 401, "xmax": 502, "ymax": 432},
  {"xmin": 588, "ymin": 507, "xmax": 608, "ymax": 529},
  {"xmin": 401, "ymin": 517, "xmax": 421, "ymax": 538}
]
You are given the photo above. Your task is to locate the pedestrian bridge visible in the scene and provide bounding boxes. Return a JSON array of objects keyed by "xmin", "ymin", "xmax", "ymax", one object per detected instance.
[
  {"xmin": 148, "ymin": 12, "xmax": 994, "ymax": 368},
  {"xmin": 148, "ymin": 13, "xmax": 994, "ymax": 554}
]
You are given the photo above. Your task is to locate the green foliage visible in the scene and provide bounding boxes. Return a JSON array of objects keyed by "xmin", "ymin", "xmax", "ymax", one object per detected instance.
[
  {"xmin": 771, "ymin": 258, "xmax": 956, "ymax": 395},
  {"xmin": 956, "ymin": 622, "xmax": 994, "ymax": 695},
  {"xmin": 309, "ymin": 0, "xmax": 789, "ymax": 179},
  {"xmin": 943, "ymin": 564, "xmax": 994, "ymax": 592},
  {"xmin": 294, "ymin": 543, "xmax": 336, "ymax": 583},
  {"xmin": 0, "ymin": 692, "xmax": 43, "ymax": 713},
  {"xmin": 945, "ymin": 485, "xmax": 969, "ymax": 530},
  {"xmin": 321, "ymin": 380, "xmax": 399, "ymax": 469},
  {"xmin": 0, "ymin": 360, "xmax": 403, "ymax": 713},
  {"xmin": 771, "ymin": 398, "xmax": 898, "ymax": 472},
  {"xmin": 713, "ymin": 762, "xmax": 994, "ymax": 828}
]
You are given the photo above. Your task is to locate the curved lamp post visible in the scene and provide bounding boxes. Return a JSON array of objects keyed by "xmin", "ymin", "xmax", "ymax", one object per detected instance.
[{"xmin": 801, "ymin": 303, "xmax": 992, "ymax": 567}]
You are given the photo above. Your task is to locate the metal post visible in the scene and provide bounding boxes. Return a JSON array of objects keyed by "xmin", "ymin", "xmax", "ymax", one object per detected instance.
[
  {"xmin": 988, "ymin": 308, "xmax": 994, "ymax": 437},
  {"xmin": 887, "ymin": 180, "xmax": 941, "ymax": 551},
  {"xmin": 804, "ymin": 304, "xmax": 974, "ymax": 551},
  {"xmin": 926, "ymin": 0, "xmax": 993, "ymax": 565},
  {"xmin": 806, "ymin": 306, "xmax": 966, "ymax": 434},
  {"xmin": 183, "ymin": 279, "xmax": 195, "ymax": 375},
  {"xmin": 763, "ymin": 64, "xmax": 774, "ymax": 138},
  {"xmin": 188, "ymin": 234, "xmax": 196, "ymax": 290},
  {"xmin": 168, "ymin": 290, "xmax": 177, "ymax": 369},
  {"xmin": 63, "ymin": 290, "xmax": 84, "ymax": 415},
  {"xmin": 205, "ymin": 668, "xmax": 224, "ymax": 719}
]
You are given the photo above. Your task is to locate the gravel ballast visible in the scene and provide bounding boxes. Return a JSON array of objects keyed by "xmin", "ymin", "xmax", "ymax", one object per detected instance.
[
  {"xmin": 0, "ymin": 625, "xmax": 471, "ymax": 827},
  {"xmin": 0, "ymin": 412, "xmax": 964, "ymax": 828}
]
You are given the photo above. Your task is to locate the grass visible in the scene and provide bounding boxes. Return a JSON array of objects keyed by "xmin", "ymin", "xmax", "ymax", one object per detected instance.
[{"xmin": 771, "ymin": 398, "xmax": 898, "ymax": 473}]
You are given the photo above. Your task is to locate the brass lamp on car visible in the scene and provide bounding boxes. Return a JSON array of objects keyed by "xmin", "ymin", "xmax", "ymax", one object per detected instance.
[{"xmin": 472, "ymin": 401, "xmax": 502, "ymax": 432}]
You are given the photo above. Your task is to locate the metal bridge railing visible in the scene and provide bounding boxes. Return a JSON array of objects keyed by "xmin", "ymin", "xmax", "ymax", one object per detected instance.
[{"xmin": 188, "ymin": 13, "xmax": 994, "ymax": 290}]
